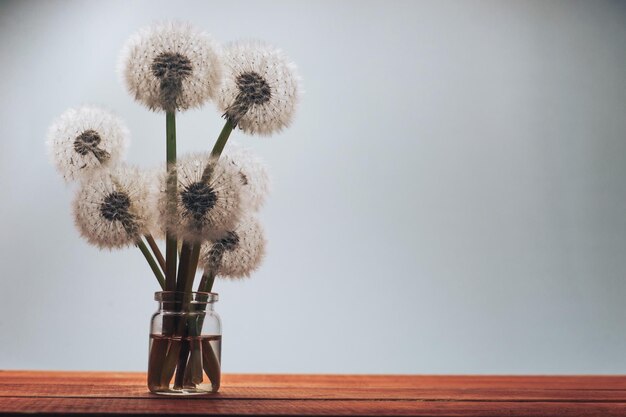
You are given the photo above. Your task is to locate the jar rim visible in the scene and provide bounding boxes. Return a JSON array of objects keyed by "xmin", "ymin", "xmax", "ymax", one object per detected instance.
[{"xmin": 154, "ymin": 291, "xmax": 218, "ymax": 303}]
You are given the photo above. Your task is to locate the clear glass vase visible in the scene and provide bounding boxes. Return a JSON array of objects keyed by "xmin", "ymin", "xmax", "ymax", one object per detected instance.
[{"xmin": 148, "ymin": 291, "xmax": 221, "ymax": 395}]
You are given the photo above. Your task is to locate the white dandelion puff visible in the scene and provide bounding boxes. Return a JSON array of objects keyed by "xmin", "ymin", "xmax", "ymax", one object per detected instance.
[
  {"xmin": 73, "ymin": 164, "xmax": 153, "ymax": 249},
  {"xmin": 159, "ymin": 152, "xmax": 244, "ymax": 243},
  {"xmin": 143, "ymin": 165, "xmax": 168, "ymax": 239},
  {"xmin": 217, "ymin": 40, "xmax": 300, "ymax": 136},
  {"xmin": 118, "ymin": 21, "xmax": 223, "ymax": 113},
  {"xmin": 200, "ymin": 216, "xmax": 266, "ymax": 279},
  {"xmin": 222, "ymin": 144, "xmax": 270, "ymax": 211},
  {"xmin": 46, "ymin": 106, "xmax": 129, "ymax": 182}
]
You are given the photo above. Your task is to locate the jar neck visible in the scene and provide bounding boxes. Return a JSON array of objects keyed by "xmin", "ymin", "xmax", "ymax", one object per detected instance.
[{"xmin": 155, "ymin": 291, "xmax": 217, "ymax": 312}]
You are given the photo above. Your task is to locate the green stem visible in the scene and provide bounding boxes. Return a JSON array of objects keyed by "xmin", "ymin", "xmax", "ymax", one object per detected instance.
[
  {"xmin": 201, "ymin": 337, "xmax": 221, "ymax": 391},
  {"xmin": 165, "ymin": 111, "xmax": 177, "ymax": 290},
  {"xmin": 145, "ymin": 234, "xmax": 166, "ymax": 273},
  {"xmin": 171, "ymin": 242, "xmax": 202, "ymax": 388},
  {"xmin": 159, "ymin": 112, "xmax": 178, "ymax": 387},
  {"xmin": 201, "ymin": 120, "xmax": 234, "ymax": 182},
  {"xmin": 147, "ymin": 337, "xmax": 168, "ymax": 390},
  {"xmin": 187, "ymin": 244, "xmax": 201, "ymax": 288},
  {"xmin": 185, "ymin": 337, "xmax": 203, "ymax": 386},
  {"xmin": 198, "ymin": 270, "xmax": 217, "ymax": 293},
  {"xmin": 173, "ymin": 338, "xmax": 191, "ymax": 389},
  {"xmin": 176, "ymin": 241, "xmax": 193, "ymax": 292},
  {"xmin": 194, "ymin": 279, "xmax": 221, "ymax": 390},
  {"xmin": 136, "ymin": 239, "xmax": 165, "ymax": 290},
  {"xmin": 210, "ymin": 119, "xmax": 234, "ymax": 160},
  {"xmin": 176, "ymin": 242, "xmax": 201, "ymax": 293}
]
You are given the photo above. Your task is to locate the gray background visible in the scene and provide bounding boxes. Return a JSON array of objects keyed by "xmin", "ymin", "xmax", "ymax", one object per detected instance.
[{"xmin": 1, "ymin": 0, "xmax": 626, "ymax": 374}]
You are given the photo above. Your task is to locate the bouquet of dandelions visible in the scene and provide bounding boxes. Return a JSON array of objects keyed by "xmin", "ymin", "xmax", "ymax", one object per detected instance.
[{"xmin": 46, "ymin": 22, "xmax": 299, "ymax": 394}]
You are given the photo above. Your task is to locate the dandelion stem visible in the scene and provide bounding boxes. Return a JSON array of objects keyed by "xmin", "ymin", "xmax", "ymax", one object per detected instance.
[
  {"xmin": 210, "ymin": 119, "xmax": 234, "ymax": 160},
  {"xmin": 165, "ymin": 111, "xmax": 177, "ymax": 290},
  {"xmin": 200, "ymin": 119, "xmax": 234, "ymax": 182},
  {"xmin": 176, "ymin": 241, "xmax": 193, "ymax": 292},
  {"xmin": 145, "ymin": 234, "xmax": 166, "ymax": 273},
  {"xmin": 172, "ymin": 242, "xmax": 201, "ymax": 389},
  {"xmin": 176, "ymin": 242, "xmax": 201, "ymax": 292},
  {"xmin": 160, "ymin": 111, "xmax": 181, "ymax": 387},
  {"xmin": 195, "ymin": 274, "xmax": 220, "ymax": 389},
  {"xmin": 187, "ymin": 244, "xmax": 201, "ymax": 286},
  {"xmin": 136, "ymin": 239, "xmax": 165, "ymax": 290},
  {"xmin": 198, "ymin": 270, "xmax": 217, "ymax": 293}
]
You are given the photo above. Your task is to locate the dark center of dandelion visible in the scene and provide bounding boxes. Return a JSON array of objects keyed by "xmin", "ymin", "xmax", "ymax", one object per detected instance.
[
  {"xmin": 100, "ymin": 191, "xmax": 138, "ymax": 237},
  {"xmin": 150, "ymin": 52, "xmax": 193, "ymax": 112},
  {"xmin": 151, "ymin": 52, "xmax": 193, "ymax": 80},
  {"xmin": 181, "ymin": 181, "xmax": 218, "ymax": 222},
  {"xmin": 217, "ymin": 231, "xmax": 240, "ymax": 251},
  {"xmin": 207, "ymin": 231, "xmax": 240, "ymax": 269},
  {"xmin": 74, "ymin": 130, "xmax": 101, "ymax": 153},
  {"xmin": 74, "ymin": 129, "xmax": 110, "ymax": 163},
  {"xmin": 100, "ymin": 191, "xmax": 131, "ymax": 220},
  {"xmin": 236, "ymin": 72, "xmax": 272, "ymax": 105},
  {"xmin": 224, "ymin": 71, "xmax": 272, "ymax": 126}
]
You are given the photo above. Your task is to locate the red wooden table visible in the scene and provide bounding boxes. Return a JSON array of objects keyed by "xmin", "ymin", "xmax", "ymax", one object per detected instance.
[{"xmin": 1, "ymin": 371, "xmax": 625, "ymax": 416}]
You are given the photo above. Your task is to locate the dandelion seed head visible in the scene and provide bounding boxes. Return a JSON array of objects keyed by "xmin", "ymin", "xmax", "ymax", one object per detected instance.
[
  {"xmin": 46, "ymin": 106, "xmax": 128, "ymax": 182},
  {"xmin": 118, "ymin": 21, "xmax": 222, "ymax": 112},
  {"xmin": 158, "ymin": 152, "xmax": 244, "ymax": 243},
  {"xmin": 200, "ymin": 216, "xmax": 266, "ymax": 279},
  {"xmin": 222, "ymin": 143, "xmax": 270, "ymax": 211},
  {"xmin": 217, "ymin": 41, "xmax": 300, "ymax": 136},
  {"xmin": 142, "ymin": 165, "xmax": 168, "ymax": 239},
  {"xmin": 219, "ymin": 230, "xmax": 241, "ymax": 250},
  {"xmin": 73, "ymin": 164, "xmax": 153, "ymax": 249}
]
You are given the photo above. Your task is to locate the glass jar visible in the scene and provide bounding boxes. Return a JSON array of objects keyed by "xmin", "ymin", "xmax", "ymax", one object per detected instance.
[{"xmin": 148, "ymin": 291, "xmax": 221, "ymax": 395}]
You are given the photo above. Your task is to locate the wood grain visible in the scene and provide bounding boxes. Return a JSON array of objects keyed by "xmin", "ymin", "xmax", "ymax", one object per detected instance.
[{"xmin": 1, "ymin": 371, "xmax": 626, "ymax": 416}]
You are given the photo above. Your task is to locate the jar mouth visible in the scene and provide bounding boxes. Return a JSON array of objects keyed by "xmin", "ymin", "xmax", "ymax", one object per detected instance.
[{"xmin": 154, "ymin": 291, "xmax": 218, "ymax": 303}]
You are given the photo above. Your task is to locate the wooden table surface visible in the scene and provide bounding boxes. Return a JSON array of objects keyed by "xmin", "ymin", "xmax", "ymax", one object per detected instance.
[{"xmin": 1, "ymin": 371, "xmax": 626, "ymax": 416}]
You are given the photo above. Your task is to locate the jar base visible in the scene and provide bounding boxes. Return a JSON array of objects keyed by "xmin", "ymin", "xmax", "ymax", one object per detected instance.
[{"xmin": 149, "ymin": 386, "xmax": 218, "ymax": 396}]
